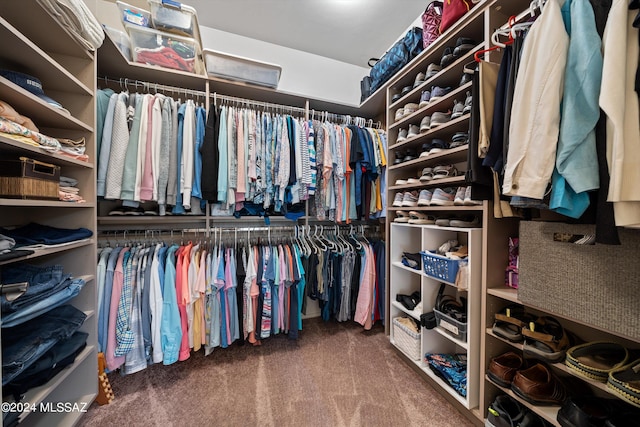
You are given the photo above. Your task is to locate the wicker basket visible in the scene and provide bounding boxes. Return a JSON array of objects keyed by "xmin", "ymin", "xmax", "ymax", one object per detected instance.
[
  {"xmin": 392, "ymin": 317, "xmax": 421, "ymax": 360},
  {"xmin": 0, "ymin": 157, "xmax": 59, "ymax": 200}
]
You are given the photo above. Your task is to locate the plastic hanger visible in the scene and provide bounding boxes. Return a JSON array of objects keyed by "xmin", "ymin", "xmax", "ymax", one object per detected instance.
[{"xmin": 475, "ymin": 15, "xmax": 516, "ymax": 62}]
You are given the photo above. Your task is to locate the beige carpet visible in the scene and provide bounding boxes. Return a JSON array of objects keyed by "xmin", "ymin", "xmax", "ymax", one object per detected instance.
[{"xmin": 79, "ymin": 318, "xmax": 474, "ymax": 427}]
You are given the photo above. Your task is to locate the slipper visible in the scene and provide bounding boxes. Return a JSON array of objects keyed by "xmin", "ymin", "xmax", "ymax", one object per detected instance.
[
  {"xmin": 566, "ymin": 342, "xmax": 629, "ymax": 382},
  {"xmin": 607, "ymin": 358, "xmax": 640, "ymax": 408},
  {"xmin": 408, "ymin": 211, "xmax": 436, "ymax": 224}
]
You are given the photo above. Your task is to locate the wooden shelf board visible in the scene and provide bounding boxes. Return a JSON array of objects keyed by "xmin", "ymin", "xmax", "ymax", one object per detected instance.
[
  {"xmin": 0, "ymin": 135, "xmax": 93, "ymax": 168},
  {"xmin": 0, "ymin": 16, "xmax": 92, "ymax": 96},
  {"xmin": 391, "ymin": 300, "xmax": 422, "ymax": 321},
  {"xmin": 434, "ymin": 326, "xmax": 469, "ymax": 350},
  {"xmin": 0, "ymin": 199, "xmax": 94, "ymax": 208},
  {"xmin": 388, "ymin": 205, "xmax": 484, "ymax": 212},
  {"xmin": 0, "ymin": 239, "xmax": 94, "ymax": 266},
  {"xmin": 391, "ymin": 261, "xmax": 423, "ymax": 277},
  {"xmin": 487, "ymin": 287, "xmax": 520, "ymax": 304},
  {"xmin": 422, "ymin": 364, "xmax": 471, "ymax": 408}
]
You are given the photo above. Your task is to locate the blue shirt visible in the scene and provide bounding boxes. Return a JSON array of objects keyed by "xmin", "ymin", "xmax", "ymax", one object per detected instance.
[{"xmin": 161, "ymin": 245, "xmax": 182, "ymax": 365}]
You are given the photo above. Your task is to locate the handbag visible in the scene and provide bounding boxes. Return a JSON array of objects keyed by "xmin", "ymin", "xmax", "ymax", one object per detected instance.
[
  {"xmin": 440, "ymin": 0, "xmax": 475, "ymax": 34},
  {"xmin": 422, "ymin": 1, "xmax": 443, "ymax": 49},
  {"xmin": 369, "ymin": 27, "xmax": 423, "ymax": 93}
]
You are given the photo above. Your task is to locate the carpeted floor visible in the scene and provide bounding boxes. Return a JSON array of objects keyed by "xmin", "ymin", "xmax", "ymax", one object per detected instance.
[{"xmin": 79, "ymin": 318, "xmax": 474, "ymax": 427}]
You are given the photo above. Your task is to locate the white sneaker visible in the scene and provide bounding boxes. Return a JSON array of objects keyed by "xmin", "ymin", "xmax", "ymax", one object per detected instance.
[
  {"xmin": 406, "ymin": 177, "xmax": 422, "ymax": 185},
  {"xmin": 463, "ymin": 186, "xmax": 482, "ymax": 205},
  {"xmin": 395, "ymin": 178, "xmax": 408, "ymax": 185},
  {"xmin": 392, "ymin": 192, "xmax": 404, "ymax": 207},
  {"xmin": 454, "ymin": 187, "xmax": 466, "ymax": 206},
  {"xmin": 418, "ymin": 189, "xmax": 432, "ymax": 206},
  {"xmin": 429, "ymin": 187, "xmax": 456, "ymax": 206},
  {"xmin": 401, "ymin": 190, "xmax": 419, "ymax": 207},
  {"xmin": 394, "ymin": 210, "xmax": 410, "ymax": 223}
]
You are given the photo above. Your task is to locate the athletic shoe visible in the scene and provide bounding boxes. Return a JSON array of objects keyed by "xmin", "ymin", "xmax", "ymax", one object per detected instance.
[
  {"xmin": 451, "ymin": 100, "xmax": 465, "ymax": 119},
  {"xmin": 463, "ymin": 186, "xmax": 482, "ymax": 206},
  {"xmin": 401, "ymin": 190, "xmax": 419, "ymax": 207},
  {"xmin": 396, "ymin": 128, "xmax": 408, "ymax": 143},
  {"xmin": 407, "ymin": 124, "xmax": 420, "ymax": 138},
  {"xmin": 404, "ymin": 102, "xmax": 419, "ymax": 115},
  {"xmin": 419, "ymin": 167, "xmax": 433, "ymax": 181},
  {"xmin": 418, "ymin": 189, "xmax": 433, "ymax": 206},
  {"xmin": 426, "ymin": 63, "xmax": 442, "ymax": 78},
  {"xmin": 453, "ymin": 37, "xmax": 477, "ymax": 57},
  {"xmin": 401, "ymin": 85, "xmax": 413, "ymax": 96},
  {"xmin": 419, "ymin": 141, "xmax": 431, "ymax": 157},
  {"xmin": 430, "ymin": 86, "xmax": 452, "ymax": 101},
  {"xmin": 391, "ymin": 92, "xmax": 402, "ymax": 103},
  {"xmin": 429, "ymin": 187, "xmax": 456, "ymax": 206},
  {"xmin": 463, "ymin": 91, "xmax": 473, "ymax": 114},
  {"xmin": 419, "ymin": 115, "xmax": 431, "ymax": 133},
  {"xmin": 430, "ymin": 111, "xmax": 452, "ymax": 128},
  {"xmin": 394, "ymin": 108, "xmax": 405, "ymax": 121},
  {"xmin": 392, "ymin": 192, "xmax": 404, "ymax": 207},
  {"xmin": 394, "ymin": 151, "xmax": 404, "ymax": 164},
  {"xmin": 454, "ymin": 187, "xmax": 466, "ymax": 206},
  {"xmin": 394, "ymin": 178, "xmax": 408, "ymax": 185},
  {"xmin": 459, "ymin": 72, "xmax": 473, "ymax": 87},
  {"xmin": 413, "ymin": 72, "xmax": 426, "ymax": 89},
  {"xmin": 451, "ymin": 217, "xmax": 479, "ymax": 228},
  {"xmin": 419, "ymin": 90, "xmax": 431, "ymax": 108},
  {"xmin": 429, "ymin": 138, "xmax": 448, "ymax": 153},
  {"xmin": 406, "ymin": 177, "xmax": 422, "ymax": 185}
]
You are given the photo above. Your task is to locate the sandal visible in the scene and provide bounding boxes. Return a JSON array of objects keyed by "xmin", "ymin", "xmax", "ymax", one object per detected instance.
[
  {"xmin": 432, "ymin": 165, "xmax": 458, "ymax": 180},
  {"xmin": 419, "ymin": 167, "xmax": 434, "ymax": 181},
  {"xmin": 523, "ymin": 316, "xmax": 572, "ymax": 363},
  {"xmin": 394, "ymin": 210, "xmax": 410, "ymax": 223},
  {"xmin": 408, "ymin": 211, "xmax": 436, "ymax": 224},
  {"xmin": 492, "ymin": 304, "xmax": 537, "ymax": 343},
  {"xmin": 607, "ymin": 358, "xmax": 640, "ymax": 408}
]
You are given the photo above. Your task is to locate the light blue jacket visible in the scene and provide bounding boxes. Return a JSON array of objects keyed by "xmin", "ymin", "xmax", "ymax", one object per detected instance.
[
  {"xmin": 550, "ymin": 0, "xmax": 602, "ymax": 217},
  {"xmin": 161, "ymin": 245, "xmax": 182, "ymax": 365}
]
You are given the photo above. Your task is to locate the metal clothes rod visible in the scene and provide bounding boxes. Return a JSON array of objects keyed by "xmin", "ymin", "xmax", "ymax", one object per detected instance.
[
  {"xmin": 99, "ymin": 76, "xmax": 207, "ymax": 99},
  {"xmin": 211, "ymin": 92, "xmax": 307, "ymax": 115}
]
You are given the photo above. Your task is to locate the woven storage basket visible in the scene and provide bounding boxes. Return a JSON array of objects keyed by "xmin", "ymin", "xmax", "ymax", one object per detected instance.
[
  {"xmin": 392, "ymin": 317, "xmax": 421, "ymax": 360},
  {"xmin": 0, "ymin": 157, "xmax": 59, "ymax": 200}
]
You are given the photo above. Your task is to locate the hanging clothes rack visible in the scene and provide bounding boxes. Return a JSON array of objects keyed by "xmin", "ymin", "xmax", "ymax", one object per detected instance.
[
  {"xmin": 99, "ymin": 76, "xmax": 208, "ymax": 102},
  {"xmin": 210, "ymin": 92, "xmax": 307, "ymax": 115}
]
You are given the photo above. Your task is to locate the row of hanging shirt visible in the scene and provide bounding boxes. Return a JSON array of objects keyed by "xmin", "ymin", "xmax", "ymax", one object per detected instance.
[
  {"xmin": 96, "ymin": 229, "xmax": 385, "ymax": 373},
  {"xmin": 95, "ymin": 88, "xmax": 388, "ymax": 222}
]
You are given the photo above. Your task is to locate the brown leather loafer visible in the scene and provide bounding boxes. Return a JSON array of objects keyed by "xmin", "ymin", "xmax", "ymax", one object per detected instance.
[
  {"xmin": 511, "ymin": 363, "xmax": 567, "ymax": 406},
  {"xmin": 488, "ymin": 351, "xmax": 524, "ymax": 387}
]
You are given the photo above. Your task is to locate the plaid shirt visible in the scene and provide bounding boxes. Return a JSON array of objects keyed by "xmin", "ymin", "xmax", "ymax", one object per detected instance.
[{"xmin": 115, "ymin": 247, "xmax": 136, "ymax": 357}]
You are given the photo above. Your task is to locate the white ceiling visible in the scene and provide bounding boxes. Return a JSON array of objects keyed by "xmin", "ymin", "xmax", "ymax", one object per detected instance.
[{"xmin": 152, "ymin": 0, "xmax": 428, "ymax": 68}]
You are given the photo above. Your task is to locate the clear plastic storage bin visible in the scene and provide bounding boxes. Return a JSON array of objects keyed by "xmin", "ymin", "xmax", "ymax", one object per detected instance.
[
  {"xmin": 103, "ymin": 25, "xmax": 132, "ymax": 61},
  {"xmin": 117, "ymin": 1, "xmax": 151, "ymax": 27},
  {"xmin": 204, "ymin": 49, "xmax": 282, "ymax": 88},
  {"xmin": 126, "ymin": 23, "xmax": 204, "ymax": 74},
  {"xmin": 148, "ymin": 0, "xmax": 198, "ymax": 38}
]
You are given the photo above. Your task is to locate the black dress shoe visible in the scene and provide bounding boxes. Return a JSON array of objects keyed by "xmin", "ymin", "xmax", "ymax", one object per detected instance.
[
  {"xmin": 557, "ymin": 396, "xmax": 613, "ymax": 427},
  {"xmin": 396, "ymin": 293, "xmax": 417, "ymax": 310}
]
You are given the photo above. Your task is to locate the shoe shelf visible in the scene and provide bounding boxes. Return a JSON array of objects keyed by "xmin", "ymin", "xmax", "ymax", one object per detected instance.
[
  {"xmin": 486, "ymin": 327, "xmax": 632, "ymax": 400},
  {"xmin": 388, "ymin": 145, "xmax": 469, "ymax": 172},
  {"xmin": 389, "ymin": 205, "xmax": 485, "ymax": 212},
  {"xmin": 389, "ymin": 175, "xmax": 466, "ymax": 191},
  {"xmin": 388, "ymin": 113, "xmax": 470, "ymax": 151},
  {"xmin": 486, "ymin": 375, "xmax": 561, "ymax": 427},
  {"xmin": 389, "ymin": 81, "xmax": 473, "ymax": 131},
  {"xmin": 434, "ymin": 326, "xmax": 469, "ymax": 350}
]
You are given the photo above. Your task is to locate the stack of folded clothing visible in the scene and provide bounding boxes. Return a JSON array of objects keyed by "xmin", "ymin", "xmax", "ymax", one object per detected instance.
[
  {"xmin": 58, "ymin": 137, "xmax": 89, "ymax": 162},
  {"xmin": 37, "ymin": 0, "xmax": 104, "ymax": 51},
  {"xmin": 59, "ymin": 176, "xmax": 85, "ymax": 203},
  {"xmin": 0, "ymin": 223, "xmax": 93, "ymax": 249},
  {"xmin": 2, "ymin": 305, "xmax": 87, "ymax": 398},
  {"xmin": 0, "ymin": 263, "xmax": 87, "ymax": 327}
]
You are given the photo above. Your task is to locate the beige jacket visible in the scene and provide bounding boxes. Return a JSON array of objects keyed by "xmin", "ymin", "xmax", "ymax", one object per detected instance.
[{"xmin": 600, "ymin": 0, "xmax": 640, "ymax": 226}]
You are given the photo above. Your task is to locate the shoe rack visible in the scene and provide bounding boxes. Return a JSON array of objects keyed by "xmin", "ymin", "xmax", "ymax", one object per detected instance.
[
  {"xmin": 0, "ymin": 1, "xmax": 98, "ymax": 425},
  {"xmin": 384, "ymin": 0, "xmax": 537, "ymax": 422}
]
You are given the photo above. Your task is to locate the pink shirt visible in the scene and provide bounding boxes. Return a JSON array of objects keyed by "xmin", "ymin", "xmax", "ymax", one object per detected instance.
[{"xmin": 106, "ymin": 247, "xmax": 129, "ymax": 371}]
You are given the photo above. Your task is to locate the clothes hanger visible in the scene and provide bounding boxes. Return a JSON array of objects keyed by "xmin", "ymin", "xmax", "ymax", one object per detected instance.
[{"xmin": 475, "ymin": 15, "xmax": 516, "ymax": 62}]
